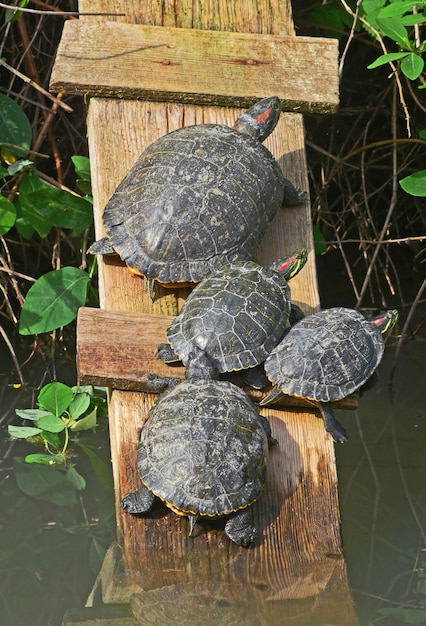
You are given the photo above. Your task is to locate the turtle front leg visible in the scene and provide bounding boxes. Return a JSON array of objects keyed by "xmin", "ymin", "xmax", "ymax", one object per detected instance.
[
  {"xmin": 225, "ymin": 508, "xmax": 257, "ymax": 547},
  {"xmin": 156, "ymin": 342, "xmax": 181, "ymax": 364},
  {"xmin": 122, "ymin": 485, "xmax": 155, "ymax": 514},
  {"xmin": 318, "ymin": 401, "xmax": 348, "ymax": 443}
]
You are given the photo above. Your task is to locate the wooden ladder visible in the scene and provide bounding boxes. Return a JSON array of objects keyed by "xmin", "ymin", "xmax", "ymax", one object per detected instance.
[{"xmin": 52, "ymin": 1, "xmax": 359, "ymax": 624}]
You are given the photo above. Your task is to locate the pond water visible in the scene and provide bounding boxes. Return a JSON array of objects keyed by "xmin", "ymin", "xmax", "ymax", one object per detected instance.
[{"xmin": 0, "ymin": 295, "xmax": 425, "ymax": 625}]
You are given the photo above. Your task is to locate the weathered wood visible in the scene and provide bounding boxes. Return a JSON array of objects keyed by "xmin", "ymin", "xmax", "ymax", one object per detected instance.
[
  {"xmin": 58, "ymin": 0, "xmax": 358, "ymax": 620},
  {"xmin": 62, "ymin": 606, "xmax": 136, "ymax": 626},
  {"xmin": 77, "ymin": 306, "xmax": 359, "ymax": 412},
  {"xmin": 50, "ymin": 21, "xmax": 339, "ymax": 114}
]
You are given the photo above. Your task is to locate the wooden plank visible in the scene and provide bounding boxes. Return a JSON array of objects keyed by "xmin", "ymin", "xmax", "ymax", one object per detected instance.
[
  {"xmin": 69, "ymin": 0, "xmax": 358, "ymax": 620},
  {"xmin": 50, "ymin": 21, "xmax": 339, "ymax": 114},
  {"xmin": 76, "ymin": 306, "xmax": 359, "ymax": 412}
]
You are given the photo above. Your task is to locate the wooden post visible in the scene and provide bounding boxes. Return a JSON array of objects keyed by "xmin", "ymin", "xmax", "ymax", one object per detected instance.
[{"xmin": 53, "ymin": 1, "xmax": 359, "ymax": 623}]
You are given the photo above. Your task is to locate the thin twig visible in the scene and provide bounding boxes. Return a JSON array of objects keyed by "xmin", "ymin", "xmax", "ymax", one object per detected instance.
[
  {"xmin": 0, "ymin": 58, "xmax": 73, "ymax": 112},
  {"xmin": 0, "ymin": 324, "xmax": 25, "ymax": 386},
  {"xmin": 0, "ymin": 3, "xmax": 125, "ymax": 16},
  {"xmin": 356, "ymin": 82, "xmax": 401, "ymax": 307},
  {"xmin": 339, "ymin": 0, "xmax": 412, "ymax": 136}
]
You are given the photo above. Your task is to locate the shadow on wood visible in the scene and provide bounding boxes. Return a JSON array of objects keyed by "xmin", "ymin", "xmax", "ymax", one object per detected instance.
[{"xmin": 54, "ymin": 1, "xmax": 360, "ymax": 624}]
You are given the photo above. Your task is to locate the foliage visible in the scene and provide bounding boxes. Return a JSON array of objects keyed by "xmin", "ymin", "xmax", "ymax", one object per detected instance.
[
  {"xmin": 0, "ymin": 94, "xmax": 93, "ymax": 338},
  {"xmin": 8, "ymin": 382, "xmax": 112, "ymax": 505},
  {"xmin": 298, "ymin": 1, "xmax": 425, "ymax": 314}
]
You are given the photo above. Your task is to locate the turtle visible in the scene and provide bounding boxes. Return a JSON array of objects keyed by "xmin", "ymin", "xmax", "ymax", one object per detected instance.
[
  {"xmin": 157, "ymin": 249, "xmax": 307, "ymax": 388},
  {"xmin": 122, "ymin": 348, "xmax": 275, "ymax": 547},
  {"xmin": 260, "ymin": 307, "xmax": 399, "ymax": 443},
  {"xmin": 89, "ymin": 96, "xmax": 305, "ymax": 298}
]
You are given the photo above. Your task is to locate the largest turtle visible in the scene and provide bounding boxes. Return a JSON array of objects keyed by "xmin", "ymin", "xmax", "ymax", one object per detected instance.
[
  {"xmin": 89, "ymin": 96, "xmax": 304, "ymax": 297},
  {"xmin": 122, "ymin": 348, "xmax": 274, "ymax": 547}
]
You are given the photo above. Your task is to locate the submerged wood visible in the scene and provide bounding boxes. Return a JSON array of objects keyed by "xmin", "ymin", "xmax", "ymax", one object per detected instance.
[{"xmin": 61, "ymin": 0, "xmax": 359, "ymax": 622}]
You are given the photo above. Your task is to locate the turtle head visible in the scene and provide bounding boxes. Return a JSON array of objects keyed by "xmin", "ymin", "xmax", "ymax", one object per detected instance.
[
  {"xmin": 233, "ymin": 96, "xmax": 281, "ymax": 142},
  {"xmin": 270, "ymin": 248, "xmax": 308, "ymax": 281},
  {"xmin": 372, "ymin": 309, "xmax": 399, "ymax": 337}
]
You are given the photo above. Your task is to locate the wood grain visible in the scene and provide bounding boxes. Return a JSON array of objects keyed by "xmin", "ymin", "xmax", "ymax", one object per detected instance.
[
  {"xmin": 77, "ymin": 306, "xmax": 359, "ymax": 411},
  {"xmin": 50, "ymin": 21, "xmax": 339, "ymax": 114},
  {"xmin": 63, "ymin": 0, "xmax": 359, "ymax": 621}
]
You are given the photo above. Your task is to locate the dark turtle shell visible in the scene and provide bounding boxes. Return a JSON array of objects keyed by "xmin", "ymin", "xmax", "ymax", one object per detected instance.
[
  {"xmin": 166, "ymin": 260, "xmax": 293, "ymax": 373},
  {"xmin": 264, "ymin": 307, "xmax": 386, "ymax": 402},
  {"xmin": 97, "ymin": 99, "xmax": 300, "ymax": 285},
  {"xmin": 137, "ymin": 379, "xmax": 267, "ymax": 517}
]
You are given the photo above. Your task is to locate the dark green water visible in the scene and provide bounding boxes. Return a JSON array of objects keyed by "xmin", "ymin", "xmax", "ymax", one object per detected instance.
[{"xmin": 0, "ymin": 310, "xmax": 425, "ymax": 625}]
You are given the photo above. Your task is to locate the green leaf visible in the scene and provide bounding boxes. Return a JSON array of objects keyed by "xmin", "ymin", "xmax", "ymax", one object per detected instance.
[
  {"xmin": 71, "ymin": 155, "xmax": 91, "ymax": 181},
  {"xmin": 15, "ymin": 408, "xmax": 52, "ymax": 421},
  {"xmin": 377, "ymin": 1, "xmax": 424, "ymax": 18},
  {"xmin": 401, "ymin": 13, "xmax": 426, "ymax": 25},
  {"xmin": 419, "ymin": 129, "xmax": 426, "ymax": 139},
  {"xmin": 66, "ymin": 466, "xmax": 86, "ymax": 491},
  {"xmin": 399, "ymin": 170, "xmax": 426, "ymax": 196},
  {"xmin": 35, "ymin": 414, "xmax": 66, "ymax": 433},
  {"xmin": 7, "ymin": 159, "xmax": 33, "ymax": 175},
  {"xmin": 0, "ymin": 164, "xmax": 9, "ymax": 177},
  {"xmin": 19, "ymin": 186, "xmax": 93, "ymax": 237},
  {"xmin": 19, "ymin": 267, "xmax": 90, "ymax": 335},
  {"xmin": 376, "ymin": 16, "xmax": 410, "ymax": 47},
  {"xmin": 367, "ymin": 52, "xmax": 409, "ymax": 69},
  {"xmin": 24, "ymin": 453, "xmax": 61, "ymax": 465},
  {"xmin": 40, "ymin": 430, "xmax": 62, "ymax": 449},
  {"xmin": 70, "ymin": 407, "xmax": 97, "ymax": 431},
  {"xmin": 13, "ymin": 213, "xmax": 33, "ymax": 239},
  {"xmin": 401, "ymin": 53, "xmax": 424, "ymax": 80},
  {"xmin": 4, "ymin": 0, "xmax": 29, "ymax": 23},
  {"xmin": 38, "ymin": 382, "xmax": 73, "ymax": 417},
  {"xmin": 68, "ymin": 392, "xmax": 91, "ymax": 420},
  {"xmin": 0, "ymin": 196, "xmax": 16, "ymax": 235},
  {"xmin": 76, "ymin": 442, "xmax": 114, "ymax": 492},
  {"xmin": 308, "ymin": 3, "xmax": 358, "ymax": 38},
  {"xmin": 0, "ymin": 93, "xmax": 32, "ymax": 156},
  {"xmin": 13, "ymin": 456, "xmax": 77, "ymax": 505},
  {"xmin": 313, "ymin": 225, "xmax": 327, "ymax": 255},
  {"xmin": 8, "ymin": 425, "xmax": 42, "ymax": 439}
]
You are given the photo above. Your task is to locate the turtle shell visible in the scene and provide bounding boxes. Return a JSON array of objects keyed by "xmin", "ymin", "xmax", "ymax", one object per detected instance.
[
  {"xmin": 166, "ymin": 261, "xmax": 292, "ymax": 373},
  {"xmin": 264, "ymin": 307, "xmax": 385, "ymax": 402},
  {"xmin": 102, "ymin": 123, "xmax": 284, "ymax": 284},
  {"xmin": 137, "ymin": 379, "xmax": 268, "ymax": 517}
]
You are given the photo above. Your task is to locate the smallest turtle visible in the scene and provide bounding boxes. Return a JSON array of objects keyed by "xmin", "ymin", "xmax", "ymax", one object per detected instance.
[{"xmin": 261, "ymin": 307, "xmax": 398, "ymax": 442}]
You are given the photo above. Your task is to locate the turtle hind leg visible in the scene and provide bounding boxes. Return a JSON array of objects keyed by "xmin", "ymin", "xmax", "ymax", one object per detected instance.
[
  {"xmin": 243, "ymin": 364, "xmax": 268, "ymax": 389},
  {"xmin": 225, "ymin": 508, "xmax": 257, "ymax": 547},
  {"xmin": 318, "ymin": 401, "xmax": 348, "ymax": 443},
  {"xmin": 282, "ymin": 180, "xmax": 307, "ymax": 207},
  {"xmin": 122, "ymin": 485, "xmax": 155, "ymax": 514}
]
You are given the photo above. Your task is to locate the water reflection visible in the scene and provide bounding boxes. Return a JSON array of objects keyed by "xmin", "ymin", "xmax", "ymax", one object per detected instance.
[{"xmin": 1, "ymin": 321, "xmax": 425, "ymax": 624}]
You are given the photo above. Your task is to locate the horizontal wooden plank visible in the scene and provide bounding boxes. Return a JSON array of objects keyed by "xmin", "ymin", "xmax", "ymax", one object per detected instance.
[
  {"xmin": 50, "ymin": 21, "xmax": 339, "ymax": 114},
  {"xmin": 77, "ymin": 306, "xmax": 358, "ymax": 410}
]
